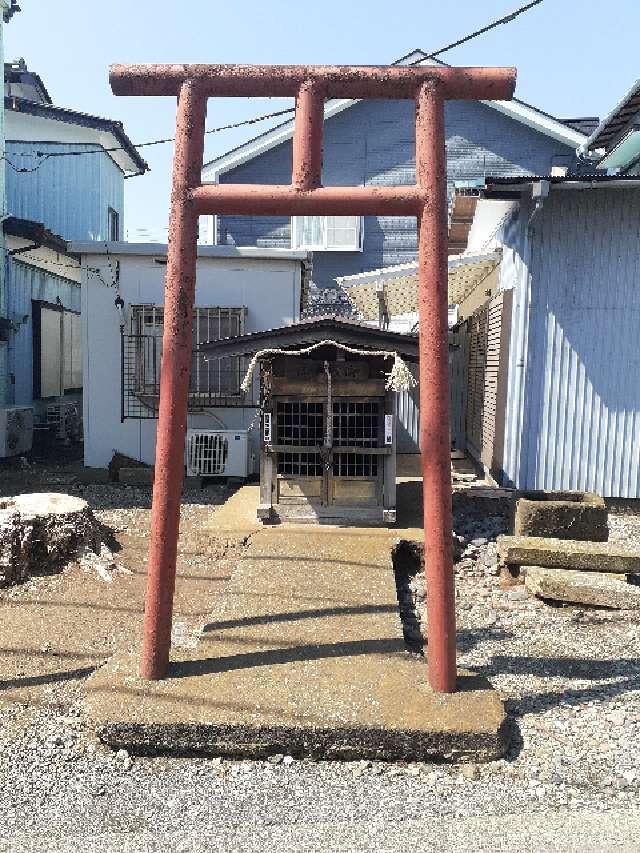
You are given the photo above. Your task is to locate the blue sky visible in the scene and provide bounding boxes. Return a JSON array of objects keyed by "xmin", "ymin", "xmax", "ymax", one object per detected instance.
[{"xmin": 5, "ymin": 0, "xmax": 638, "ymax": 239}]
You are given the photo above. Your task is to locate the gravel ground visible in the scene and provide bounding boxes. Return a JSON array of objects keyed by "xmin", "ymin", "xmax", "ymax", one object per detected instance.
[{"xmin": 1, "ymin": 466, "xmax": 640, "ymax": 851}]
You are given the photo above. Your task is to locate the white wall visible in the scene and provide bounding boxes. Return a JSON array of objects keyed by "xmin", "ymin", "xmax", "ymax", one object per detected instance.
[{"xmin": 81, "ymin": 248, "xmax": 303, "ymax": 469}]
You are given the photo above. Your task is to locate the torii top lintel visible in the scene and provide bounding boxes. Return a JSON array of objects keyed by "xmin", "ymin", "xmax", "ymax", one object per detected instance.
[
  {"xmin": 109, "ymin": 64, "xmax": 516, "ymax": 218},
  {"xmin": 109, "ymin": 63, "xmax": 516, "ymax": 101}
]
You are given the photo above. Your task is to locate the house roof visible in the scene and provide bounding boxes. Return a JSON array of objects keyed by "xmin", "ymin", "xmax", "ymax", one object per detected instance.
[
  {"xmin": 561, "ymin": 117, "xmax": 600, "ymax": 136},
  {"xmin": 584, "ymin": 80, "xmax": 640, "ymax": 152},
  {"xmin": 3, "ymin": 215, "xmax": 71, "ymax": 256},
  {"xmin": 69, "ymin": 241, "xmax": 311, "ymax": 261},
  {"xmin": 337, "ymin": 251, "xmax": 501, "ymax": 314},
  {"xmin": 448, "ymin": 189, "xmax": 480, "ymax": 255},
  {"xmin": 199, "ymin": 315, "xmax": 419, "ymax": 361},
  {"xmin": 5, "ymin": 60, "xmax": 50, "ymax": 103},
  {"xmin": 5, "ymin": 96, "xmax": 148, "ymax": 175},
  {"xmin": 3, "ymin": 1, "xmax": 20, "ymax": 22},
  {"xmin": 202, "ymin": 54, "xmax": 590, "ymax": 180},
  {"xmin": 482, "ymin": 174, "xmax": 640, "ymax": 198}
]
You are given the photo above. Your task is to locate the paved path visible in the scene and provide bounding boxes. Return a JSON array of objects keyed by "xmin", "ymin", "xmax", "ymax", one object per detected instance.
[{"xmin": 85, "ymin": 494, "xmax": 504, "ymax": 761}]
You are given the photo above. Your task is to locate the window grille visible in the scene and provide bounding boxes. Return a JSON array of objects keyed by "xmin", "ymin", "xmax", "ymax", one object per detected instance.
[
  {"xmin": 276, "ymin": 401, "xmax": 324, "ymax": 446},
  {"xmin": 332, "ymin": 453, "xmax": 378, "ymax": 477},
  {"xmin": 274, "ymin": 399, "xmax": 381, "ymax": 479},
  {"xmin": 278, "ymin": 452, "xmax": 324, "ymax": 477},
  {"xmin": 121, "ymin": 305, "xmax": 248, "ymax": 419},
  {"xmin": 331, "ymin": 400, "xmax": 379, "ymax": 448},
  {"xmin": 276, "ymin": 401, "xmax": 324, "ymax": 477}
]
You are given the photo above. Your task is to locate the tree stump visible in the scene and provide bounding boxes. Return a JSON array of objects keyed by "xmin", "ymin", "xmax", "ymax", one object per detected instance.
[{"xmin": 0, "ymin": 493, "xmax": 103, "ymax": 587}]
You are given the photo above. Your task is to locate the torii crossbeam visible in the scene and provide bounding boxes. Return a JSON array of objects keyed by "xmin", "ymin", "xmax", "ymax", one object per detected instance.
[{"xmin": 110, "ymin": 62, "xmax": 516, "ymax": 692}]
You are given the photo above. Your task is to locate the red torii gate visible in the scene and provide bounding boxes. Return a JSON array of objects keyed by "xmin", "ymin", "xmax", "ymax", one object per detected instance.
[{"xmin": 110, "ymin": 63, "xmax": 516, "ymax": 693}]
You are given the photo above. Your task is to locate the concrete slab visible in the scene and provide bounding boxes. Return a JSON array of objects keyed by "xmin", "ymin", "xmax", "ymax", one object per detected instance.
[
  {"xmin": 85, "ymin": 524, "xmax": 507, "ymax": 763},
  {"xmin": 524, "ymin": 566, "xmax": 640, "ymax": 609},
  {"xmin": 498, "ymin": 535, "xmax": 640, "ymax": 573},
  {"xmin": 202, "ymin": 484, "xmax": 262, "ymax": 539}
]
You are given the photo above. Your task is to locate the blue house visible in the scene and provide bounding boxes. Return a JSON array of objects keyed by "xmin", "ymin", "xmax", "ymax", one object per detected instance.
[
  {"xmin": 0, "ymin": 60, "xmax": 145, "ymax": 425},
  {"xmin": 202, "ymin": 53, "xmax": 596, "ymax": 289},
  {"xmin": 459, "ymin": 176, "xmax": 640, "ymax": 498}
]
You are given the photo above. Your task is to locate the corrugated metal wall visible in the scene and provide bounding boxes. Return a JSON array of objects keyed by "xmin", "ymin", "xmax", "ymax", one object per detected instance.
[
  {"xmin": 219, "ymin": 99, "xmax": 582, "ymax": 288},
  {"xmin": 503, "ymin": 188, "xmax": 640, "ymax": 497},
  {"xmin": 5, "ymin": 142, "xmax": 124, "ymax": 241},
  {"xmin": 396, "ymin": 363, "xmax": 420, "ymax": 453},
  {"xmin": 6, "ymin": 259, "xmax": 81, "ymax": 408}
]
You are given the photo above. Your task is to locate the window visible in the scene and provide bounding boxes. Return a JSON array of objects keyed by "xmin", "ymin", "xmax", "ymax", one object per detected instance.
[
  {"xmin": 123, "ymin": 305, "xmax": 247, "ymax": 417},
  {"xmin": 291, "ymin": 216, "xmax": 363, "ymax": 251},
  {"xmin": 33, "ymin": 302, "xmax": 82, "ymax": 398},
  {"xmin": 108, "ymin": 207, "xmax": 120, "ymax": 242}
]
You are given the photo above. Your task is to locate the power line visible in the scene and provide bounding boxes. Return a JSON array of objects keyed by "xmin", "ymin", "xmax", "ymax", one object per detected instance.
[
  {"xmin": 3, "ymin": 2, "xmax": 545, "ymax": 175},
  {"xmin": 36, "ymin": 106, "xmax": 298, "ymax": 160},
  {"xmin": 0, "ymin": 106, "xmax": 298, "ymax": 174},
  {"xmin": 415, "ymin": 0, "xmax": 545, "ymax": 63}
]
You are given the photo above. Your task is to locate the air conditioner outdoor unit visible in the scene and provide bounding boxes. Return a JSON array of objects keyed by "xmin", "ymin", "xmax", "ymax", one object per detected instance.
[
  {"xmin": 185, "ymin": 429, "xmax": 249, "ymax": 478},
  {"xmin": 0, "ymin": 406, "xmax": 34, "ymax": 458},
  {"xmin": 46, "ymin": 401, "xmax": 82, "ymax": 441}
]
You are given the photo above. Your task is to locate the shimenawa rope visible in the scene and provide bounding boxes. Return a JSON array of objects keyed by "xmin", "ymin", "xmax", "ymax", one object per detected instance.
[{"xmin": 236, "ymin": 340, "xmax": 417, "ymax": 394}]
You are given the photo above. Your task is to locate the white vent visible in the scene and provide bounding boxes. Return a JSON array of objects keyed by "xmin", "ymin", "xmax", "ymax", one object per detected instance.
[
  {"xmin": 0, "ymin": 406, "xmax": 34, "ymax": 458},
  {"xmin": 185, "ymin": 429, "xmax": 249, "ymax": 478}
]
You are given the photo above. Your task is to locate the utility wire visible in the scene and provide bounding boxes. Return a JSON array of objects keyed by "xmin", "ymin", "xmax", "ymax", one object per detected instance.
[
  {"xmin": 2, "ymin": 0, "xmax": 544, "ymax": 174},
  {"xmin": 0, "ymin": 106, "xmax": 298, "ymax": 173},
  {"xmin": 413, "ymin": 0, "xmax": 545, "ymax": 64},
  {"xmin": 37, "ymin": 106, "xmax": 298, "ymax": 159}
]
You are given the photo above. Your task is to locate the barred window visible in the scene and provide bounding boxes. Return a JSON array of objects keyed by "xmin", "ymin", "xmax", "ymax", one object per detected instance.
[{"xmin": 122, "ymin": 305, "xmax": 247, "ymax": 417}]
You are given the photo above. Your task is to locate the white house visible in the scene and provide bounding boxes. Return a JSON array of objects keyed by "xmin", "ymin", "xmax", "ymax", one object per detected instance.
[{"xmin": 72, "ymin": 242, "xmax": 311, "ymax": 471}]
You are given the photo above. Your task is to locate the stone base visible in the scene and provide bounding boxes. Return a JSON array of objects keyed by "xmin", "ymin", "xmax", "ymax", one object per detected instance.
[
  {"xmin": 86, "ymin": 511, "xmax": 507, "ymax": 764},
  {"xmin": 85, "ymin": 651, "xmax": 507, "ymax": 763},
  {"xmin": 256, "ymin": 503, "xmax": 272, "ymax": 523}
]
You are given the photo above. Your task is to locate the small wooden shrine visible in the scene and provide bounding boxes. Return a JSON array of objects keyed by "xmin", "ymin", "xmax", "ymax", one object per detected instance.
[{"xmin": 201, "ymin": 317, "xmax": 418, "ymax": 525}]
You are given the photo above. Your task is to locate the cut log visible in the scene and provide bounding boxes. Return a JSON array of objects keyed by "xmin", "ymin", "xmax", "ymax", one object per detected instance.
[{"xmin": 0, "ymin": 493, "xmax": 102, "ymax": 587}]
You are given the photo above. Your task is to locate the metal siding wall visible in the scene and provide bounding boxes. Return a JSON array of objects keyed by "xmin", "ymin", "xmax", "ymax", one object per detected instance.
[
  {"xmin": 6, "ymin": 260, "xmax": 81, "ymax": 407},
  {"xmin": 219, "ymin": 99, "xmax": 582, "ymax": 287},
  {"xmin": 5, "ymin": 142, "xmax": 124, "ymax": 241},
  {"xmin": 496, "ymin": 204, "xmax": 530, "ymax": 488},
  {"xmin": 396, "ymin": 365, "xmax": 420, "ymax": 453},
  {"xmin": 521, "ymin": 189, "xmax": 640, "ymax": 497}
]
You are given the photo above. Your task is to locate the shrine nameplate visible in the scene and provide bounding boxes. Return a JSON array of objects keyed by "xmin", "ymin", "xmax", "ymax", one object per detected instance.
[{"xmin": 280, "ymin": 360, "xmax": 370, "ymax": 381}]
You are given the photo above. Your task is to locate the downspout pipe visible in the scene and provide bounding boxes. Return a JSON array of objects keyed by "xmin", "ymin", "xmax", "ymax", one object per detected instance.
[{"xmin": 0, "ymin": 2, "xmax": 9, "ymax": 404}]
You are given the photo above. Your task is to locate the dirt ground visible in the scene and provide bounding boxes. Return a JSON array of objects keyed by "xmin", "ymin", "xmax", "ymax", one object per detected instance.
[
  {"xmin": 2, "ymin": 453, "xmax": 640, "ymax": 852},
  {"xmin": 0, "ymin": 456, "xmax": 242, "ymax": 709}
]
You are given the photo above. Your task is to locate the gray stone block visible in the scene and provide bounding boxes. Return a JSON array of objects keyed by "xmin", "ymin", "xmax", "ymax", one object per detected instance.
[
  {"xmin": 183, "ymin": 477, "xmax": 203, "ymax": 491},
  {"xmin": 525, "ymin": 566, "xmax": 640, "ymax": 609},
  {"xmin": 515, "ymin": 490, "xmax": 608, "ymax": 542},
  {"xmin": 498, "ymin": 535, "xmax": 640, "ymax": 574},
  {"xmin": 119, "ymin": 467, "xmax": 154, "ymax": 486},
  {"xmin": 75, "ymin": 467, "xmax": 110, "ymax": 485}
]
